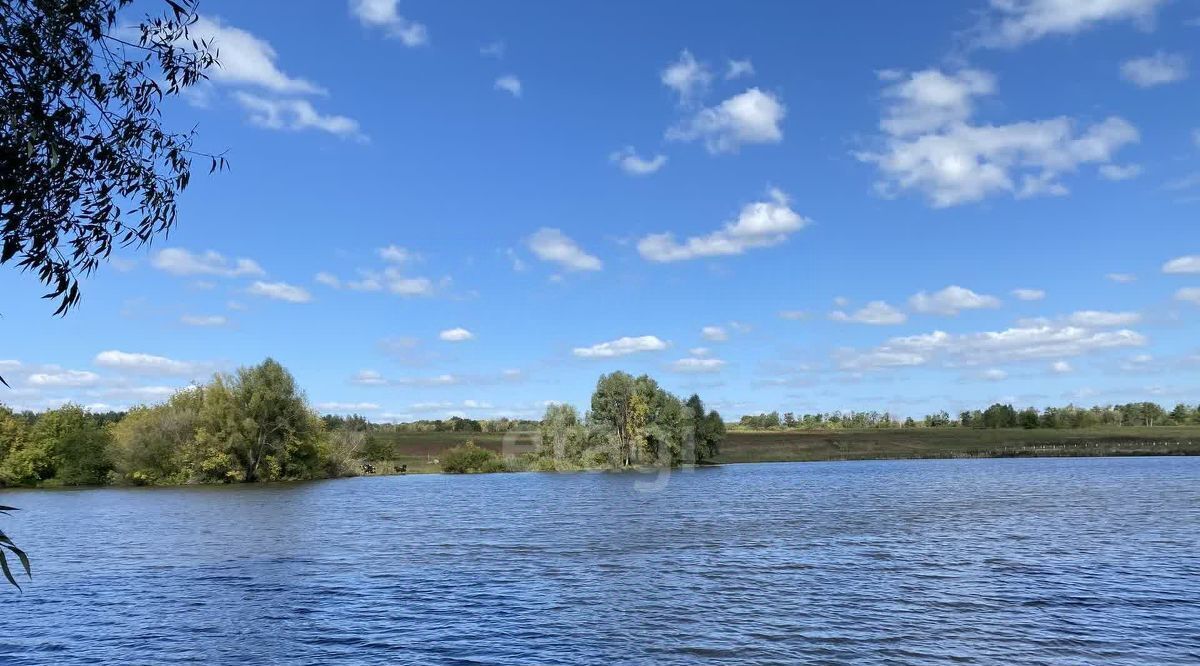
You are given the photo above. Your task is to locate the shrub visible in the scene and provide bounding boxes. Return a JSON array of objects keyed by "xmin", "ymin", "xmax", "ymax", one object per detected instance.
[{"xmin": 440, "ymin": 441, "xmax": 507, "ymax": 474}]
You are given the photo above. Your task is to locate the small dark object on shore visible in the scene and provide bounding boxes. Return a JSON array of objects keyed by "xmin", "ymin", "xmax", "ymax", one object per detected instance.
[
  {"xmin": 399, "ymin": 465, "xmax": 408, "ymax": 475},
  {"xmin": 361, "ymin": 463, "xmax": 376, "ymax": 474}
]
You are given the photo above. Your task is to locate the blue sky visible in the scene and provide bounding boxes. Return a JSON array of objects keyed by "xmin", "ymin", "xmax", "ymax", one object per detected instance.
[{"xmin": 2, "ymin": 0, "xmax": 1200, "ymax": 420}]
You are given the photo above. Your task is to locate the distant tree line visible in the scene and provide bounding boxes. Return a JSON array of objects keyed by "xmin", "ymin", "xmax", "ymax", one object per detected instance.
[
  {"xmin": 737, "ymin": 401, "xmax": 1200, "ymax": 431},
  {"xmin": 320, "ymin": 414, "xmax": 538, "ymax": 434}
]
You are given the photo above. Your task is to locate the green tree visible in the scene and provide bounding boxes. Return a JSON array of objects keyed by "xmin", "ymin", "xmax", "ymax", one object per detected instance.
[
  {"xmin": 109, "ymin": 394, "xmax": 199, "ymax": 485},
  {"xmin": 193, "ymin": 359, "xmax": 321, "ymax": 482},
  {"xmin": 441, "ymin": 441, "xmax": 506, "ymax": 474},
  {"xmin": 1019, "ymin": 407, "xmax": 1040, "ymax": 430},
  {"xmin": 21, "ymin": 405, "xmax": 111, "ymax": 485}
]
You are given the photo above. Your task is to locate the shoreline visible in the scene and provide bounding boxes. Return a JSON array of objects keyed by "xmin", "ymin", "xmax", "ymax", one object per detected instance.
[{"xmin": 2, "ymin": 444, "xmax": 1197, "ymax": 492}]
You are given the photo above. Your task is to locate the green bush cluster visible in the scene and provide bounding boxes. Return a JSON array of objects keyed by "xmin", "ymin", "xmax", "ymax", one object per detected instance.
[
  {"xmin": 0, "ymin": 359, "xmax": 363, "ymax": 487},
  {"xmin": 439, "ymin": 442, "xmax": 508, "ymax": 474}
]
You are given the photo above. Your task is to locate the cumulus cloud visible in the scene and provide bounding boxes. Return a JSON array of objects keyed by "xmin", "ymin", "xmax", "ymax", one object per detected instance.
[
  {"xmin": 351, "ymin": 370, "xmax": 388, "ymax": 386},
  {"xmin": 1012, "ymin": 288, "xmax": 1046, "ymax": 301},
  {"xmin": 181, "ymin": 314, "xmax": 228, "ymax": 327},
  {"xmin": 152, "ymin": 248, "xmax": 264, "ymax": 278},
  {"xmin": 527, "ymin": 228, "xmax": 603, "ymax": 271},
  {"xmin": 192, "ymin": 16, "xmax": 324, "ymax": 94},
  {"xmin": 667, "ymin": 88, "xmax": 785, "ymax": 153},
  {"xmin": 726, "ymin": 58, "xmax": 755, "ymax": 80},
  {"xmin": 27, "ymin": 370, "xmax": 101, "ymax": 387},
  {"xmin": 909, "ymin": 285, "xmax": 1001, "ymax": 315},
  {"xmin": 316, "ymin": 401, "xmax": 381, "ymax": 412},
  {"xmin": 1051, "ymin": 360, "xmax": 1073, "ymax": 373},
  {"xmin": 235, "ymin": 93, "xmax": 364, "ymax": 139},
  {"xmin": 1064, "ymin": 310, "xmax": 1141, "ymax": 327},
  {"xmin": 701, "ymin": 326, "xmax": 728, "ymax": 342},
  {"xmin": 661, "ymin": 50, "xmax": 712, "ymax": 104},
  {"xmin": 1163, "ymin": 255, "xmax": 1200, "ymax": 274},
  {"xmin": 439, "ymin": 327, "xmax": 474, "ymax": 342},
  {"xmin": 573, "ymin": 335, "xmax": 669, "ymax": 358},
  {"xmin": 494, "ymin": 75, "xmax": 522, "ymax": 98},
  {"xmin": 1119, "ymin": 52, "xmax": 1188, "ymax": 87},
  {"xmin": 668, "ymin": 357, "xmax": 726, "ymax": 373},
  {"xmin": 378, "ymin": 245, "xmax": 418, "ymax": 263},
  {"xmin": 94, "ymin": 351, "xmax": 208, "ymax": 376},
  {"xmin": 839, "ymin": 324, "xmax": 1145, "ymax": 371},
  {"xmin": 829, "ymin": 301, "xmax": 908, "ymax": 325},
  {"xmin": 1107, "ymin": 272, "xmax": 1137, "ymax": 283},
  {"xmin": 248, "ymin": 281, "xmax": 312, "ymax": 303},
  {"xmin": 1176, "ymin": 287, "xmax": 1200, "ymax": 305},
  {"xmin": 1098, "ymin": 163, "xmax": 1143, "ymax": 181},
  {"xmin": 976, "ymin": 0, "xmax": 1165, "ymax": 48},
  {"xmin": 610, "ymin": 146, "xmax": 667, "ymax": 175},
  {"xmin": 858, "ymin": 68, "xmax": 1139, "ymax": 207},
  {"xmin": 637, "ymin": 188, "xmax": 807, "ymax": 262},
  {"xmin": 350, "ymin": 0, "xmax": 429, "ymax": 46}
]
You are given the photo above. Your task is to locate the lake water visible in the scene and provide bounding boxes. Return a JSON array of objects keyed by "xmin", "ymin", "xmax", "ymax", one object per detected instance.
[{"xmin": 1, "ymin": 457, "xmax": 1198, "ymax": 665}]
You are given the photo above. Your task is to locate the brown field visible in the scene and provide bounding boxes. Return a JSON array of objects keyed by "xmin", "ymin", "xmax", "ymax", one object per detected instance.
[{"xmin": 364, "ymin": 426, "xmax": 1200, "ymax": 472}]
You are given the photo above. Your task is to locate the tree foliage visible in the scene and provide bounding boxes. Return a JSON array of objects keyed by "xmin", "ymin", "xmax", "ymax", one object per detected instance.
[
  {"xmin": 536, "ymin": 372, "xmax": 725, "ymax": 469},
  {"xmin": 1, "ymin": 0, "xmax": 224, "ymax": 391}
]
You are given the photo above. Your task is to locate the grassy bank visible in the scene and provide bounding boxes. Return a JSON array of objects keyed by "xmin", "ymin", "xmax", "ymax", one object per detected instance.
[{"xmin": 363, "ymin": 427, "xmax": 1200, "ymax": 473}]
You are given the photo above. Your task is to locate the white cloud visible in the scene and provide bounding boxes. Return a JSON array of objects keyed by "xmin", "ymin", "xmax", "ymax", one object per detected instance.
[
  {"xmin": 1098, "ymin": 163, "xmax": 1143, "ymax": 180},
  {"xmin": 193, "ymin": 16, "xmax": 324, "ymax": 94},
  {"xmin": 439, "ymin": 327, "xmax": 474, "ymax": 342},
  {"xmin": 1163, "ymin": 255, "xmax": 1200, "ymax": 274},
  {"xmin": 573, "ymin": 335, "xmax": 669, "ymax": 358},
  {"xmin": 1051, "ymin": 360, "xmax": 1073, "ymax": 373},
  {"xmin": 316, "ymin": 401, "xmax": 381, "ymax": 412},
  {"xmin": 610, "ymin": 147, "xmax": 668, "ymax": 175},
  {"xmin": 181, "ymin": 314, "xmax": 228, "ymax": 327},
  {"xmin": 1176, "ymin": 287, "xmax": 1200, "ymax": 305},
  {"xmin": 94, "ymin": 351, "xmax": 207, "ymax": 376},
  {"xmin": 480, "ymin": 41, "xmax": 505, "ymax": 58},
  {"xmin": 378, "ymin": 245, "xmax": 418, "ymax": 263},
  {"xmin": 661, "ymin": 50, "xmax": 712, "ymax": 104},
  {"xmin": 350, "ymin": 0, "xmax": 428, "ymax": 46},
  {"xmin": 977, "ymin": 0, "xmax": 1165, "ymax": 48},
  {"xmin": 1107, "ymin": 272, "xmax": 1137, "ymax": 283},
  {"xmin": 248, "ymin": 281, "xmax": 312, "ymax": 303},
  {"xmin": 909, "ymin": 285, "xmax": 1001, "ymax": 315},
  {"xmin": 527, "ymin": 228, "xmax": 603, "ymax": 271},
  {"xmin": 981, "ymin": 368, "xmax": 1008, "ymax": 381},
  {"xmin": 689, "ymin": 347, "xmax": 711, "ymax": 357},
  {"xmin": 859, "ymin": 68, "xmax": 1139, "ymax": 207},
  {"xmin": 778, "ymin": 310, "xmax": 809, "ymax": 320},
  {"xmin": 152, "ymin": 248, "xmax": 264, "ymax": 278},
  {"xmin": 725, "ymin": 59, "xmax": 755, "ymax": 80},
  {"xmin": 667, "ymin": 88, "xmax": 785, "ymax": 153},
  {"xmin": 668, "ymin": 357, "xmax": 726, "ymax": 373},
  {"xmin": 495, "ymin": 75, "xmax": 522, "ymax": 98},
  {"xmin": 1064, "ymin": 310, "xmax": 1141, "ymax": 327},
  {"xmin": 1012, "ymin": 288, "xmax": 1046, "ymax": 301},
  {"xmin": 840, "ymin": 324, "xmax": 1145, "ymax": 371},
  {"xmin": 637, "ymin": 188, "xmax": 807, "ymax": 262},
  {"xmin": 235, "ymin": 93, "xmax": 363, "ymax": 139},
  {"xmin": 701, "ymin": 326, "xmax": 728, "ymax": 342},
  {"xmin": 829, "ymin": 301, "xmax": 908, "ymax": 325},
  {"xmin": 315, "ymin": 272, "xmax": 341, "ymax": 288},
  {"xmin": 878, "ymin": 68, "xmax": 996, "ymax": 136},
  {"xmin": 351, "ymin": 370, "xmax": 388, "ymax": 386},
  {"xmin": 27, "ymin": 370, "xmax": 101, "ymax": 387},
  {"xmin": 1120, "ymin": 52, "xmax": 1188, "ymax": 87}
]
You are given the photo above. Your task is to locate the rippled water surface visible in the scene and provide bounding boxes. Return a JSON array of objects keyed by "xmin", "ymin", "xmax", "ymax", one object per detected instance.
[{"xmin": 2, "ymin": 457, "xmax": 1198, "ymax": 664}]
